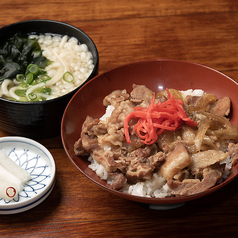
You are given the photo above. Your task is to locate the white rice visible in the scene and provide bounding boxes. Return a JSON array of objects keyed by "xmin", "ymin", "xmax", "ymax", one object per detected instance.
[
  {"xmin": 180, "ymin": 89, "xmax": 204, "ymax": 99},
  {"xmin": 88, "ymin": 156, "xmax": 172, "ymax": 198},
  {"xmin": 88, "ymin": 156, "xmax": 109, "ymax": 180},
  {"xmin": 100, "ymin": 105, "xmax": 115, "ymax": 122},
  {"xmin": 122, "ymin": 174, "xmax": 171, "ymax": 198}
]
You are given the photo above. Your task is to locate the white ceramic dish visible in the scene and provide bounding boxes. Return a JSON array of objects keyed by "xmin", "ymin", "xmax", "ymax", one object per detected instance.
[{"xmin": 0, "ymin": 136, "xmax": 56, "ymax": 214}]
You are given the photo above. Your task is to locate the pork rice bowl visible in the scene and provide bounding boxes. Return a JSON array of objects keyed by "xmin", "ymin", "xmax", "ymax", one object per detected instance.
[{"xmin": 74, "ymin": 84, "xmax": 238, "ymax": 198}]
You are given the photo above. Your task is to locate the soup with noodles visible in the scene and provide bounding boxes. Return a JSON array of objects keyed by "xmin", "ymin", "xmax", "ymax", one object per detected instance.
[{"xmin": 0, "ymin": 33, "xmax": 94, "ymax": 102}]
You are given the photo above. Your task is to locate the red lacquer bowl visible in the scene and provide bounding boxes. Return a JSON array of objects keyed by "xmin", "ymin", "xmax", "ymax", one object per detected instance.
[{"xmin": 61, "ymin": 59, "xmax": 238, "ymax": 209}]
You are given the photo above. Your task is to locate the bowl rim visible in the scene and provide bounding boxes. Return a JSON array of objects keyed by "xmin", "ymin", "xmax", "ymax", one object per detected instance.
[
  {"xmin": 0, "ymin": 19, "xmax": 99, "ymax": 105},
  {"xmin": 61, "ymin": 59, "xmax": 238, "ymax": 205},
  {"xmin": 65, "ymin": 58, "xmax": 238, "ymax": 96}
]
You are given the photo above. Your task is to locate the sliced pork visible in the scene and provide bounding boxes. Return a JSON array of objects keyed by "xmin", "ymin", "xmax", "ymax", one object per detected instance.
[
  {"xmin": 168, "ymin": 163, "xmax": 225, "ymax": 196},
  {"xmin": 159, "ymin": 142, "xmax": 191, "ymax": 180},
  {"xmin": 103, "ymin": 89, "xmax": 129, "ymax": 107},
  {"xmin": 189, "ymin": 150, "xmax": 229, "ymax": 174},
  {"xmin": 228, "ymin": 142, "xmax": 238, "ymax": 165},
  {"xmin": 209, "ymin": 97, "xmax": 231, "ymax": 117},
  {"xmin": 130, "ymin": 84, "xmax": 154, "ymax": 107},
  {"xmin": 74, "ymin": 86, "xmax": 238, "ymax": 196}
]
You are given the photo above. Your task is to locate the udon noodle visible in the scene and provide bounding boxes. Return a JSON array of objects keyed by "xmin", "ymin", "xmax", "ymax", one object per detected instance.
[{"xmin": 0, "ymin": 33, "xmax": 94, "ymax": 101}]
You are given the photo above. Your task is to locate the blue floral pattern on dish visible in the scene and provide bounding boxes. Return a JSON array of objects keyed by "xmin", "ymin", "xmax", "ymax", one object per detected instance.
[{"xmin": 0, "ymin": 147, "xmax": 51, "ymax": 204}]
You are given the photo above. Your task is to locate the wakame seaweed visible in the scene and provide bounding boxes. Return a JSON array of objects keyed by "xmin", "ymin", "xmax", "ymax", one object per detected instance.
[{"xmin": 0, "ymin": 33, "xmax": 49, "ymax": 82}]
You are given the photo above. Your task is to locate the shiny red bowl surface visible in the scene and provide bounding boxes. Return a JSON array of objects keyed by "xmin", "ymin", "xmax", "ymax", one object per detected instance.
[{"xmin": 61, "ymin": 59, "xmax": 238, "ymax": 206}]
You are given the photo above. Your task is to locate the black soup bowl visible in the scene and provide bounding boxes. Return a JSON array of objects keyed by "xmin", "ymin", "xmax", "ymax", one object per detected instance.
[{"xmin": 0, "ymin": 20, "xmax": 98, "ymax": 139}]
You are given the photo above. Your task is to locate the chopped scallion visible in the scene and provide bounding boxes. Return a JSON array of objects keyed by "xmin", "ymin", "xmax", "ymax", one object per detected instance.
[
  {"xmin": 26, "ymin": 73, "xmax": 34, "ymax": 85},
  {"xmin": 28, "ymin": 93, "xmax": 37, "ymax": 100},
  {"xmin": 15, "ymin": 89, "xmax": 26, "ymax": 97},
  {"xmin": 38, "ymin": 74, "xmax": 51, "ymax": 82},
  {"xmin": 16, "ymin": 74, "xmax": 25, "ymax": 82},
  {"xmin": 43, "ymin": 87, "xmax": 52, "ymax": 95},
  {"xmin": 20, "ymin": 97, "xmax": 28, "ymax": 102},
  {"xmin": 27, "ymin": 64, "xmax": 39, "ymax": 75},
  {"xmin": 63, "ymin": 71, "xmax": 74, "ymax": 83},
  {"xmin": 19, "ymin": 82, "xmax": 29, "ymax": 88}
]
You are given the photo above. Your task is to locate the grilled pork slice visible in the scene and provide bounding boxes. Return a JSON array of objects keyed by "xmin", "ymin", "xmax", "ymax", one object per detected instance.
[
  {"xmin": 159, "ymin": 142, "xmax": 191, "ymax": 181},
  {"xmin": 168, "ymin": 163, "xmax": 225, "ymax": 196}
]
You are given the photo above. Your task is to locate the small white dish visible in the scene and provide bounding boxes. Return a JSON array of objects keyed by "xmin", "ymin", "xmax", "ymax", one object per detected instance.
[{"xmin": 0, "ymin": 136, "xmax": 56, "ymax": 214}]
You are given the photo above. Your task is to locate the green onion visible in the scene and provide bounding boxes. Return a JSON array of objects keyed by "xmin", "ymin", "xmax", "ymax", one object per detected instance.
[
  {"xmin": 38, "ymin": 74, "xmax": 51, "ymax": 82},
  {"xmin": 34, "ymin": 88, "xmax": 43, "ymax": 93},
  {"xmin": 38, "ymin": 97, "xmax": 46, "ymax": 101},
  {"xmin": 15, "ymin": 89, "xmax": 26, "ymax": 97},
  {"xmin": 38, "ymin": 69, "xmax": 47, "ymax": 75},
  {"xmin": 63, "ymin": 71, "xmax": 74, "ymax": 83},
  {"xmin": 26, "ymin": 64, "xmax": 39, "ymax": 75},
  {"xmin": 19, "ymin": 97, "xmax": 28, "ymax": 102},
  {"xmin": 28, "ymin": 93, "xmax": 37, "ymax": 100},
  {"xmin": 19, "ymin": 82, "xmax": 30, "ymax": 88},
  {"xmin": 16, "ymin": 74, "xmax": 25, "ymax": 82},
  {"xmin": 43, "ymin": 87, "xmax": 52, "ymax": 95},
  {"xmin": 26, "ymin": 73, "xmax": 34, "ymax": 85},
  {"xmin": 6, "ymin": 97, "xmax": 17, "ymax": 101}
]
